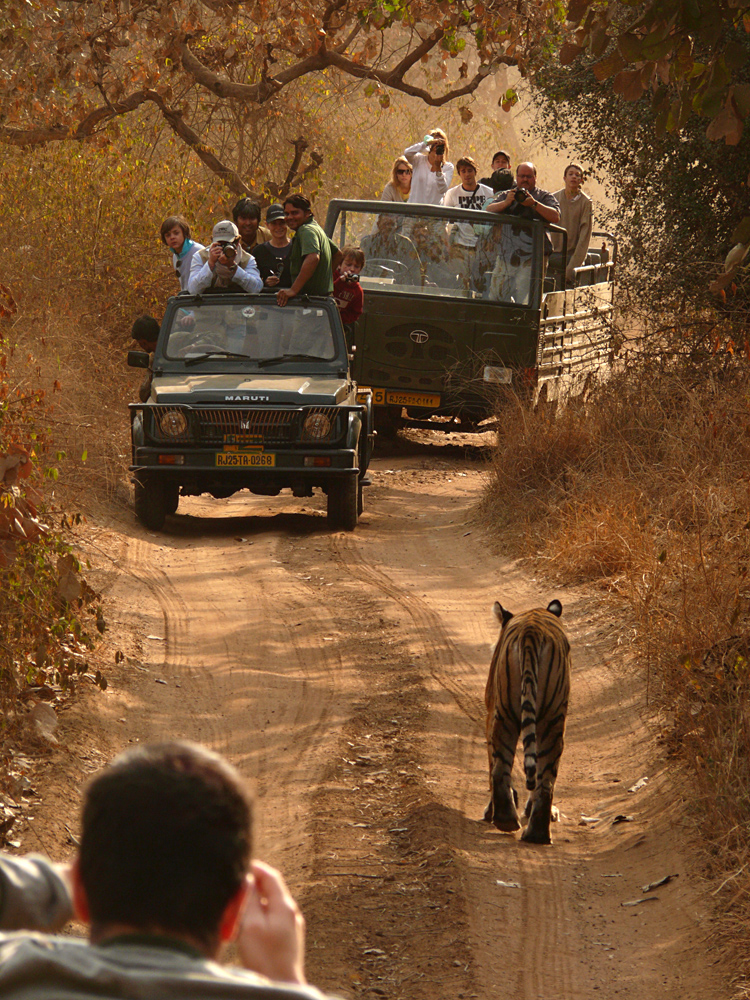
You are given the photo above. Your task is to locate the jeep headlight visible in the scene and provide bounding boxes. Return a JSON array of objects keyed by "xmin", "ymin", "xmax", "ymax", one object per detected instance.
[
  {"xmin": 158, "ymin": 409, "xmax": 189, "ymax": 438},
  {"xmin": 303, "ymin": 412, "xmax": 332, "ymax": 441}
]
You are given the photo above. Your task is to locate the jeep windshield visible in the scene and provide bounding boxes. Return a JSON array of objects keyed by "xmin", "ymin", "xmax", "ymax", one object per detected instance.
[
  {"xmin": 160, "ymin": 299, "xmax": 340, "ymax": 368},
  {"xmin": 327, "ymin": 201, "xmax": 544, "ymax": 308}
]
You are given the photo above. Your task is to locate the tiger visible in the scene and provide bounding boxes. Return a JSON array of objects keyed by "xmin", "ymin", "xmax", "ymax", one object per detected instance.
[{"xmin": 483, "ymin": 599, "xmax": 571, "ymax": 844}]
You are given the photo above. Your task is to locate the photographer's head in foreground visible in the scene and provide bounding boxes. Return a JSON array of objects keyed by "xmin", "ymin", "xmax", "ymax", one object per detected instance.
[{"xmin": 0, "ymin": 741, "xmax": 335, "ymax": 999}]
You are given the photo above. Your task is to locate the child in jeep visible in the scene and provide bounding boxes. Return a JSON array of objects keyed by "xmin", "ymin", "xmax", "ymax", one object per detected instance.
[{"xmin": 333, "ymin": 247, "xmax": 365, "ymax": 334}]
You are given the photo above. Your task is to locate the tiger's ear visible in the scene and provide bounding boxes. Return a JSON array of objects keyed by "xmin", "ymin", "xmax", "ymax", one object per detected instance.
[
  {"xmin": 547, "ymin": 600, "xmax": 562, "ymax": 617},
  {"xmin": 493, "ymin": 601, "xmax": 514, "ymax": 626}
]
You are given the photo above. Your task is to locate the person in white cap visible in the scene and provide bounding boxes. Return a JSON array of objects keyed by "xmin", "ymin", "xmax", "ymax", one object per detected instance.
[{"xmin": 188, "ymin": 220, "xmax": 263, "ymax": 294}]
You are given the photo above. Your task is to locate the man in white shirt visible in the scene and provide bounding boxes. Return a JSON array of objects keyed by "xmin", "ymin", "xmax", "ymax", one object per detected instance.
[
  {"xmin": 404, "ymin": 130, "xmax": 454, "ymax": 205},
  {"xmin": 443, "ymin": 156, "xmax": 495, "ymax": 245},
  {"xmin": 551, "ymin": 164, "xmax": 594, "ymax": 285},
  {"xmin": 442, "ymin": 156, "xmax": 495, "ymax": 287},
  {"xmin": 188, "ymin": 220, "xmax": 263, "ymax": 294}
]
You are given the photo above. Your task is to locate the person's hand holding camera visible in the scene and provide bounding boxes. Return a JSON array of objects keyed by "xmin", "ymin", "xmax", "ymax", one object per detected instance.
[
  {"xmin": 427, "ymin": 141, "xmax": 445, "ymax": 173},
  {"xmin": 210, "ymin": 241, "xmax": 238, "ymax": 273},
  {"xmin": 514, "ymin": 188, "xmax": 535, "ymax": 208},
  {"xmin": 207, "ymin": 242, "xmax": 224, "ymax": 270}
]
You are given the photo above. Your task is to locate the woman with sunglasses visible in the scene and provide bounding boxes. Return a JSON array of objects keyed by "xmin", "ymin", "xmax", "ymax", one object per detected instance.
[{"xmin": 380, "ymin": 156, "xmax": 413, "ymax": 202}]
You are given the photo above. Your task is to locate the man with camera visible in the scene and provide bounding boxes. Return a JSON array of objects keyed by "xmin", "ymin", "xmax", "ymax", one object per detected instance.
[
  {"xmin": 484, "ymin": 162, "xmax": 560, "ymax": 303},
  {"xmin": 188, "ymin": 220, "xmax": 263, "ymax": 294},
  {"xmin": 485, "ymin": 162, "xmax": 560, "ymax": 229},
  {"xmin": 404, "ymin": 130, "xmax": 454, "ymax": 205},
  {"xmin": 0, "ymin": 741, "xmax": 337, "ymax": 999}
]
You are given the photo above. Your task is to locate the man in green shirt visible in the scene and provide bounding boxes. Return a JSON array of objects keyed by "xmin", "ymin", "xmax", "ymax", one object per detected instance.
[{"xmin": 277, "ymin": 194, "xmax": 341, "ymax": 306}]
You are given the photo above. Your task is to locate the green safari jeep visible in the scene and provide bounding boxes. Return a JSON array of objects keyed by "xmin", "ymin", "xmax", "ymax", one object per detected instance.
[
  {"xmin": 128, "ymin": 293, "xmax": 373, "ymax": 531},
  {"xmin": 324, "ymin": 199, "xmax": 615, "ymax": 432}
]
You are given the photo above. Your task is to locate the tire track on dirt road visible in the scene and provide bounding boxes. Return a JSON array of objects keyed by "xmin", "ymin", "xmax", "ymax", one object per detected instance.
[
  {"xmin": 329, "ymin": 533, "xmax": 483, "ymax": 729},
  {"xmin": 114, "ymin": 513, "xmax": 354, "ymax": 861}
]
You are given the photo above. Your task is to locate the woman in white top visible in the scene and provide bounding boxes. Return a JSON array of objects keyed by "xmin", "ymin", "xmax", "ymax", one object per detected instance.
[
  {"xmin": 404, "ymin": 130, "xmax": 454, "ymax": 205},
  {"xmin": 381, "ymin": 156, "xmax": 413, "ymax": 202}
]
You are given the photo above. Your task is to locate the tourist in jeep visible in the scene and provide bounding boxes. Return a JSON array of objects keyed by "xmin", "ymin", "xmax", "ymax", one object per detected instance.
[
  {"xmin": 188, "ymin": 221, "xmax": 263, "ymax": 294},
  {"xmin": 160, "ymin": 215, "xmax": 204, "ymax": 292},
  {"xmin": 404, "ymin": 130, "xmax": 454, "ymax": 205},
  {"xmin": 380, "ymin": 156, "xmax": 413, "ymax": 203},
  {"xmin": 551, "ymin": 163, "xmax": 593, "ymax": 286},
  {"xmin": 252, "ymin": 204, "xmax": 293, "ymax": 289},
  {"xmin": 232, "ymin": 198, "xmax": 272, "ymax": 254},
  {"xmin": 479, "ymin": 149, "xmax": 512, "ymax": 188},
  {"xmin": 276, "ymin": 195, "xmax": 341, "ymax": 307},
  {"xmin": 361, "ymin": 215, "xmax": 411, "ymax": 264}
]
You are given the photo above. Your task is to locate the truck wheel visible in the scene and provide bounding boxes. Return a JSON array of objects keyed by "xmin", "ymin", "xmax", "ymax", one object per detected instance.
[
  {"xmin": 165, "ymin": 481, "xmax": 180, "ymax": 515},
  {"xmin": 376, "ymin": 406, "xmax": 402, "ymax": 441},
  {"xmin": 327, "ymin": 477, "xmax": 358, "ymax": 531},
  {"xmin": 357, "ymin": 481, "xmax": 364, "ymax": 517},
  {"xmin": 134, "ymin": 474, "xmax": 171, "ymax": 531}
]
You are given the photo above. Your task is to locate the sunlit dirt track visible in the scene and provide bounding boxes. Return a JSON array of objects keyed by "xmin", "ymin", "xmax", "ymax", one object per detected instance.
[{"xmin": 28, "ymin": 432, "xmax": 726, "ymax": 1000}]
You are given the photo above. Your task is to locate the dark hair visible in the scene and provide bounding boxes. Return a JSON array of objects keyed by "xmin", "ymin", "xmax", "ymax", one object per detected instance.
[
  {"xmin": 232, "ymin": 198, "xmax": 262, "ymax": 222},
  {"xmin": 492, "ymin": 150, "xmax": 511, "ymax": 166},
  {"xmin": 489, "ymin": 167, "xmax": 514, "ymax": 193},
  {"xmin": 283, "ymin": 194, "xmax": 312, "ymax": 213},
  {"xmin": 455, "ymin": 156, "xmax": 478, "ymax": 173},
  {"xmin": 79, "ymin": 742, "xmax": 252, "ymax": 949},
  {"xmin": 160, "ymin": 216, "xmax": 191, "ymax": 245},
  {"xmin": 564, "ymin": 163, "xmax": 585, "ymax": 179},
  {"xmin": 131, "ymin": 315, "xmax": 160, "ymax": 348}
]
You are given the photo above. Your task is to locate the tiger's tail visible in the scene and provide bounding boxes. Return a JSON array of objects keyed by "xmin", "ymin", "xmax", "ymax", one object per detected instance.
[{"xmin": 520, "ymin": 637, "xmax": 538, "ymax": 791}]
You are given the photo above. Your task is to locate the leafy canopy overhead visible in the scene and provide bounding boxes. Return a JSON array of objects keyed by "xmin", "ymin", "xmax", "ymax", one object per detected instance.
[
  {"xmin": 0, "ymin": 0, "xmax": 559, "ymax": 192},
  {"xmin": 565, "ymin": 0, "xmax": 750, "ymax": 144}
]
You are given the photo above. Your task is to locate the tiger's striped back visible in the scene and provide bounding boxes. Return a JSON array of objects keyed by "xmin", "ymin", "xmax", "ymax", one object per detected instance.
[{"xmin": 483, "ymin": 600, "xmax": 571, "ymax": 844}]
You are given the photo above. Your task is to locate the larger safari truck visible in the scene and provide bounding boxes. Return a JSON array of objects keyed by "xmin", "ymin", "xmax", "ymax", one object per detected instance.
[
  {"xmin": 324, "ymin": 199, "xmax": 616, "ymax": 432},
  {"xmin": 127, "ymin": 293, "xmax": 373, "ymax": 532}
]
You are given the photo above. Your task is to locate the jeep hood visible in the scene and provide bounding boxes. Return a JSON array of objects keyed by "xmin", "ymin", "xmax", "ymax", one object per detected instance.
[{"xmin": 152, "ymin": 373, "xmax": 351, "ymax": 406}]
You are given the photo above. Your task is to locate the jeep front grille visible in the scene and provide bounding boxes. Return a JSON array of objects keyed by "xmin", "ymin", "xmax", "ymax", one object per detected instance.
[{"xmin": 147, "ymin": 406, "xmax": 340, "ymax": 446}]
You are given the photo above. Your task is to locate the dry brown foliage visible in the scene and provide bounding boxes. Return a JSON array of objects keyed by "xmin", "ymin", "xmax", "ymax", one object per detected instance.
[{"xmin": 481, "ymin": 357, "xmax": 750, "ymax": 989}]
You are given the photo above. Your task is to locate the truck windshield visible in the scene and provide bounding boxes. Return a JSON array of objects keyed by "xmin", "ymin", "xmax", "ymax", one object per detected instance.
[
  {"xmin": 163, "ymin": 302, "xmax": 338, "ymax": 363},
  {"xmin": 331, "ymin": 208, "xmax": 539, "ymax": 307}
]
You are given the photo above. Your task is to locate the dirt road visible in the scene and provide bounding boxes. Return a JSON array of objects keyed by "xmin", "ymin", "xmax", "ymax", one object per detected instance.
[{"xmin": 25, "ymin": 434, "xmax": 727, "ymax": 1000}]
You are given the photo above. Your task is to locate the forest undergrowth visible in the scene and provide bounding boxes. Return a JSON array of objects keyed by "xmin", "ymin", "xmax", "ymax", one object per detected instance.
[{"xmin": 480, "ymin": 332, "xmax": 750, "ymax": 993}]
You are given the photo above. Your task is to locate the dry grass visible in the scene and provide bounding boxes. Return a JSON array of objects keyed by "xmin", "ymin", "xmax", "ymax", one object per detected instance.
[{"xmin": 481, "ymin": 359, "xmax": 750, "ymax": 990}]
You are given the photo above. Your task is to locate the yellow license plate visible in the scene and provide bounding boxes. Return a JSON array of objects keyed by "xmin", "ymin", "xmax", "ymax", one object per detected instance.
[
  {"xmin": 385, "ymin": 390, "xmax": 440, "ymax": 407},
  {"xmin": 216, "ymin": 452, "xmax": 275, "ymax": 467}
]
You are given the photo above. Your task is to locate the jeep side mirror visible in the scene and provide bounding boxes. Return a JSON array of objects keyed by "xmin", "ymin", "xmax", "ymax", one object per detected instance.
[{"xmin": 127, "ymin": 351, "xmax": 151, "ymax": 369}]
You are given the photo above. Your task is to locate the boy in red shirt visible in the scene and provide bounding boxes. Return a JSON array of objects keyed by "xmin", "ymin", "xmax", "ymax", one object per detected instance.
[{"xmin": 333, "ymin": 248, "xmax": 365, "ymax": 333}]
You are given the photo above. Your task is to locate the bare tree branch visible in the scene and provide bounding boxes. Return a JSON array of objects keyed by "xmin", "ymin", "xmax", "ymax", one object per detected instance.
[
  {"xmin": 0, "ymin": 90, "xmax": 157, "ymax": 145},
  {"xmin": 180, "ymin": 40, "xmax": 327, "ymax": 103},
  {"xmin": 147, "ymin": 93, "xmax": 252, "ymax": 196},
  {"xmin": 266, "ymin": 137, "xmax": 324, "ymax": 201},
  {"xmin": 0, "ymin": 89, "xmax": 322, "ymax": 204},
  {"xmin": 180, "ymin": 35, "xmax": 516, "ymax": 109}
]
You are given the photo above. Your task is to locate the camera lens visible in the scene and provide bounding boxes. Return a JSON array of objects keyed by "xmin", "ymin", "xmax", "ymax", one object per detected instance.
[{"xmin": 434, "ymin": 143, "xmax": 445, "ymax": 155}]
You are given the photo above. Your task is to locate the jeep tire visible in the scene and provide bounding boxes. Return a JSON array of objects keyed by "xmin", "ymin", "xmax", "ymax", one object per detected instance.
[
  {"xmin": 134, "ymin": 474, "xmax": 177, "ymax": 531},
  {"xmin": 327, "ymin": 476, "xmax": 358, "ymax": 531}
]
